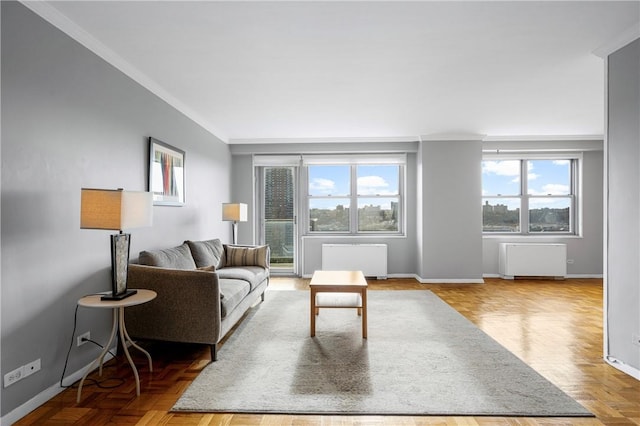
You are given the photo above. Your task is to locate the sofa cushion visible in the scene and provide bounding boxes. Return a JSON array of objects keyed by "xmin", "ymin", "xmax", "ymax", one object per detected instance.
[
  {"xmin": 186, "ymin": 239, "xmax": 225, "ymax": 269},
  {"xmin": 217, "ymin": 266, "xmax": 269, "ymax": 292},
  {"xmin": 224, "ymin": 245, "xmax": 269, "ymax": 268},
  {"xmin": 219, "ymin": 278, "xmax": 250, "ymax": 318},
  {"xmin": 139, "ymin": 243, "xmax": 196, "ymax": 270}
]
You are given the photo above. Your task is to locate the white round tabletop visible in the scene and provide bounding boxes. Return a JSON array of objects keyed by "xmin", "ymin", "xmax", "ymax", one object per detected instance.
[{"xmin": 78, "ymin": 289, "xmax": 157, "ymax": 309}]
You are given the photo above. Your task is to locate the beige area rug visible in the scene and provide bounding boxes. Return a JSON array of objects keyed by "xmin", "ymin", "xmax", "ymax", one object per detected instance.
[{"xmin": 172, "ymin": 290, "xmax": 592, "ymax": 417}]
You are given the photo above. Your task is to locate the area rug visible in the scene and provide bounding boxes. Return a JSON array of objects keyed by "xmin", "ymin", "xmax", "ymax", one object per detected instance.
[{"xmin": 172, "ymin": 290, "xmax": 592, "ymax": 417}]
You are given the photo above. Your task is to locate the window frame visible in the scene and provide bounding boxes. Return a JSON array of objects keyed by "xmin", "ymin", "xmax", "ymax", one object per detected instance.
[
  {"xmin": 482, "ymin": 153, "xmax": 581, "ymax": 236},
  {"xmin": 303, "ymin": 155, "xmax": 405, "ymax": 236}
]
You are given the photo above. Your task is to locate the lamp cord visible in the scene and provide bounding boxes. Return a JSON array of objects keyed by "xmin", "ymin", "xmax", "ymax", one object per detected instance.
[{"xmin": 59, "ymin": 297, "xmax": 123, "ymax": 390}]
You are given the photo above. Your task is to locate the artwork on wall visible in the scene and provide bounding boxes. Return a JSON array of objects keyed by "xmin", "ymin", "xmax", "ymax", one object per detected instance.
[{"xmin": 149, "ymin": 137, "xmax": 185, "ymax": 206}]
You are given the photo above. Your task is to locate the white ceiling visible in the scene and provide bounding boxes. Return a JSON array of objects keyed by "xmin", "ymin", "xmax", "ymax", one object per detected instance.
[{"xmin": 27, "ymin": 1, "xmax": 640, "ymax": 143}]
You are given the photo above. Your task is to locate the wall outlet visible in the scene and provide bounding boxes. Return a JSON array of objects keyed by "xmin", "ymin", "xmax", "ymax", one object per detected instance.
[
  {"xmin": 77, "ymin": 331, "xmax": 91, "ymax": 347},
  {"xmin": 3, "ymin": 358, "xmax": 42, "ymax": 387},
  {"xmin": 4, "ymin": 366, "xmax": 24, "ymax": 388},
  {"xmin": 23, "ymin": 359, "xmax": 41, "ymax": 378}
]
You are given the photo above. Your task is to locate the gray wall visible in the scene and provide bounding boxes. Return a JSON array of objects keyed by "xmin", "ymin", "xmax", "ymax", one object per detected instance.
[
  {"xmin": 418, "ymin": 140, "xmax": 484, "ymax": 281},
  {"xmin": 1, "ymin": 2, "xmax": 231, "ymax": 417},
  {"xmin": 606, "ymin": 38, "xmax": 640, "ymax": 372}
]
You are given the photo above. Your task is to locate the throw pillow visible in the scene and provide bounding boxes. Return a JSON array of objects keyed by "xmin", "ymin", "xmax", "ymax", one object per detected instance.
[
  {"xmin": 186, "ymin": 239, "xmax": 225, "ymax": 269},
  {"xmin": 224, "ymin": 245, "xmax": 269, "ymax": 268},
  {"xmin": 138, "ymin": 243, "xmax": 197, "ymax": 270}
]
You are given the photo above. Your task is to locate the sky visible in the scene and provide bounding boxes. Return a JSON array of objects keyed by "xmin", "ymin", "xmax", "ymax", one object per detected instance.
[
  {"xmin": 308, "ymin": 165, "xmax": 399, "ymax": 209},
  {"xmin": 482, "ymin": 159, "xmax": 571, "ymax": 209}
]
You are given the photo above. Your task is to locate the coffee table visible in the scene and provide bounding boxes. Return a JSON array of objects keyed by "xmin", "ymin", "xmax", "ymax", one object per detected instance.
[{"xmin": 309, "ymin": 270, "xmax": 368, "ymax": 338}]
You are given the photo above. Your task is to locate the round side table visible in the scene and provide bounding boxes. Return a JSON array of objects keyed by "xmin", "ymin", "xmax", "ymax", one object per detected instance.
[{"xmin": 76, "ymin": 289, "xmax": 156, "ymax": 402}]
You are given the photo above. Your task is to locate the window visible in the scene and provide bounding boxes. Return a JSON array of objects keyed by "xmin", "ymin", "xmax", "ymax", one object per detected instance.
[
  {"xmin": 306, "ymin": 156, "xmax": 404, "ymax": 234},
  {"xmin": 482, "ymin": 157, "xmax": 577, "ymax": 234}
]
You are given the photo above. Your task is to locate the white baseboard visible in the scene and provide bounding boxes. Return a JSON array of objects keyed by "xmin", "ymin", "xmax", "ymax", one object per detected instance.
[
  {"xmin": 566, "ymin": 274, "xmax": 604, "ymax": 279},
  {"xmin": 299, "ymin": 273, "xmax": 601, "ymax": 281},
  {"xmin": 605, "ymin": 356, "xmax": 640, "ymax": 380},
  {"xmin": 1, "ymin": 352, "xmax": 115, "ymax": 425},
  {"xmin": 417, "ymin": 276, "xmax": 485, "ymax": 284}
]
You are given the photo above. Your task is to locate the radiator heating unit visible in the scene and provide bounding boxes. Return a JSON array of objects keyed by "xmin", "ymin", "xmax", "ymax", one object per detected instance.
[
  {"xmin": 498, "ymin": 243, "xmax": 567, "ymax": 279},
  {"xmin": 321, "ymin": 244, "xmax": 388, "ymax": 279}
]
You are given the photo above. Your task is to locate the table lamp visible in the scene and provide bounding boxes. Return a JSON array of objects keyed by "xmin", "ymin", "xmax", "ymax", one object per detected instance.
[
  {"xmin": 81, "ymin": 188, "xmax": 153, "ymax": 300},
  {"xmin": 222, "ymin": 203, "xmax": 247, "ymax": 245}
]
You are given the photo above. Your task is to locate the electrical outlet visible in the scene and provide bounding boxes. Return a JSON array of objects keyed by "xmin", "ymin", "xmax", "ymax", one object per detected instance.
[
  {"xmin": 4, "ymin": 366, "xmax": 24, "ymax": 388},
  {"xmin": 23, "ymin": 359, "xmax": 41, "ymax": 378},
  {"xmin": 77, "ymin": 331, "xmax": 91, "ymax": 347}
]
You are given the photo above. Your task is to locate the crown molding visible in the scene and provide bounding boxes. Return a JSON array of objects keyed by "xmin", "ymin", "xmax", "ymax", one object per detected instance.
[
  {"xmin": 593, "ymin": 23, "xmax": 640, "ymax": 58},
  {"xmin": 228, "ymin": 136, "xmax": 420, "ymax": 144},
  {"xmin": 483, "ymin": 134, "xmax": 603, "ymax": 142},
  {"xmin": 20, "ymin": 1, "xmax": 228, "ymax": 142}
]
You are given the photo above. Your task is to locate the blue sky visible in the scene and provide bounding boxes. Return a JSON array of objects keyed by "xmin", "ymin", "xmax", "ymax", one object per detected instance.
[
  {"xmin": 308, "ymin": 165, "xmax": 399, "ymax": 209},
  {"xmin": 482, "ymin": 159, "xmax": 571, "ymax": 209}
]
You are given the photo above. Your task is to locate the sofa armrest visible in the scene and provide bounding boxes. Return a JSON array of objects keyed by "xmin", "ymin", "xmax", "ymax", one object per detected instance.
[{"xmin": 125, "ymin": 264, "xmax": 223, "ymax": 345}]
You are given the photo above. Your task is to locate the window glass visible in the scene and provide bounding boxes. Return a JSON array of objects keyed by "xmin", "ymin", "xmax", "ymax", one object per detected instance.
[
  {"xmin": 482, "ymin": 198, "xmax": 521, "ymax": 232},
  {"xmin": 482, "ymin": 157, "xmax": 576, "ymax": 235},
  {"xmin": 527, "ymin": 160, "xmax": 571, "ymax": 195},
  {"xmin": 308, "ymin": 165, "xmax": 350, "ymax": 196},
  {"xmin": 357, "ymin": 165, "xmax": 399, "ymax": 195},
  {"xmin": 358, "ymin": 198, "xmax": 399, "ymax": 232},
  {"xmin": 309, "ymin": 198, "xmax": 350, "ymax": 232},
  {"xmin": 529, "ymin": 198, "xmax": 571, "ymax": 232},
  {"xmin": 482, "ymin": 160, "xmax": 521, "ymax": 196},
  {"xmin": 307, "ymin": 161, "xmax": 403, "ymax": 234}
]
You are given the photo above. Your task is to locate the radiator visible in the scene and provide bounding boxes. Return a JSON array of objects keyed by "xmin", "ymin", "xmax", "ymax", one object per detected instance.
[
  {"xmin": 498, "ymin": 243, "xmax": 567, "ymax": 279},
  {"xmin": 321, "ymin": 244, "xmax": 388, "ymax": 279}
]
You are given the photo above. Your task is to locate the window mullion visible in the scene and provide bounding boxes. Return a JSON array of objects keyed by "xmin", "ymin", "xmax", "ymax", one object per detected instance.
[
  {"xmin": 521, "ymin": 159, "xmax": 528, "ymax": 234},
  {"xmin": 351, "ymin": 165, "xmax": 357, "ymax": 234}
]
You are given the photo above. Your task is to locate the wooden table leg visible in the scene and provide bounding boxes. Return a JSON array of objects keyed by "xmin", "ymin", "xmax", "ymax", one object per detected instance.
[
  {"xmin": 361, "ymin": 288, "xmax": 368, "ymax": 339},
  {"xmin": 310, "ymin": 288, "xmax": 316, "ymax": 337}
]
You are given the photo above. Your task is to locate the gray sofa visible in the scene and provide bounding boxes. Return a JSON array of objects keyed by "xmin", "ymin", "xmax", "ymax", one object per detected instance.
[{"xmin": 125, "ymin": 238, "xmax": 269, "ymax": 361}]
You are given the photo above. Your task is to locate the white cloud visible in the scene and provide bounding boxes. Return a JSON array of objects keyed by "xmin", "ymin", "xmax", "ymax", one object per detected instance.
[
  {"xmin": 358, "ymin": 175, "xmax": 392, "ymax": 195},
  {"xmin": 529, "ymin": 184, "xmax": 570, "ymax": 195},
  {"xmin": 482, "ymin": 161, "xmax": 519, "ymax": 176},
  {"xmin": 553, "ymin": 160, "xmax": 570, "ymax": 166},
  {"xmin": 309, "ymin": 178, "xmax": 335, "ymax": 194}
]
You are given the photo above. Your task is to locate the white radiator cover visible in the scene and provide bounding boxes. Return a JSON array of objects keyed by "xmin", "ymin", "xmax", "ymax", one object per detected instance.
[
  {"xmin": 498, "ymin": 243, "xmax": 567, "ymax": 279},
  {"xmin": 321, "ymin": 244, "xmax": 388, "ymax": 279}
]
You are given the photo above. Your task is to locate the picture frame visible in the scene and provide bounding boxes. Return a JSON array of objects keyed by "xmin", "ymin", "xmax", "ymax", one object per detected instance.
[{"xmin": 148, "ymin": 137, "xmax": 185, "ymax": 206}]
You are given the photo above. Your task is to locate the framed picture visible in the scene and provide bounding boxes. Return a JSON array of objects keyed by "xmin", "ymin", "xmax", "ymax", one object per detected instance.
[{"xmin": 148, "ymin": 137, "xmax": 185, "ymax": 206}]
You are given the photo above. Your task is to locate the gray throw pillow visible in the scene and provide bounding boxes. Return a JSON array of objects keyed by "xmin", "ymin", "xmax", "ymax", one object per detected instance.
[
  {"xmin": 186, "ymin": 239, "xmax": 225, "ymax": 269},
  {"xmin": 139, "ymin": 243, "xmax": 197, "ymax": 270}
]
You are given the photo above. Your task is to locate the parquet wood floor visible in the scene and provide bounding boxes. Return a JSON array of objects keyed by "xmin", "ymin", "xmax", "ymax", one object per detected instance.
[{"xmin": 15, "ymin": 277, "xmax": 640, "ymax": 425}]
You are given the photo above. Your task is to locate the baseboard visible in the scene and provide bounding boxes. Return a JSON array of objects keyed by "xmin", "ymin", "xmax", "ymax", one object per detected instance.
[
  {"xmin": 605, "ymin": 356, "xmax": 640, "ymax": 380},
  {"xmin": 417, "ymin": 276, "xmax": 485, "ymax": 284},
  {"xmin": 301, "ymin": 273, "xmax": 601, "ymax": 281},
  {"xmin": 566, "ymin": 274, "xmax": 604, "ymax": 279},
  {"xmin": 484, "ymin": 273, "xmax": 603, "ymax": 280},
  {"xmin": 1, "ymin": 352, "xmax": 115, "ymax": 425}
]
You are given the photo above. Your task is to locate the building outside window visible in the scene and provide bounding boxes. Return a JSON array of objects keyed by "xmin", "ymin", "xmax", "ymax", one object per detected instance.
[{"xmin": 482, "ymin": 156, "xmax": 577, "ymax": 234}]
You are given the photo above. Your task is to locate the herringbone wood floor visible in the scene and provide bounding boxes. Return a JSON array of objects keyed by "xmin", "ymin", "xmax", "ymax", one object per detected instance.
[{"xmin": 15, "ymin": 277, "xmax": 640, "ymax": 425}]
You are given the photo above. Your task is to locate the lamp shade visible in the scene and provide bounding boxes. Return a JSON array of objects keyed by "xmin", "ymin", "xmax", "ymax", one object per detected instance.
[
  {"xmin": 222, "ymin": 203, "xmax": 248, "ymax": 222},
  {"xmin": 81, "ymin": 188, "xmax": 153, "ymax": 231}
]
